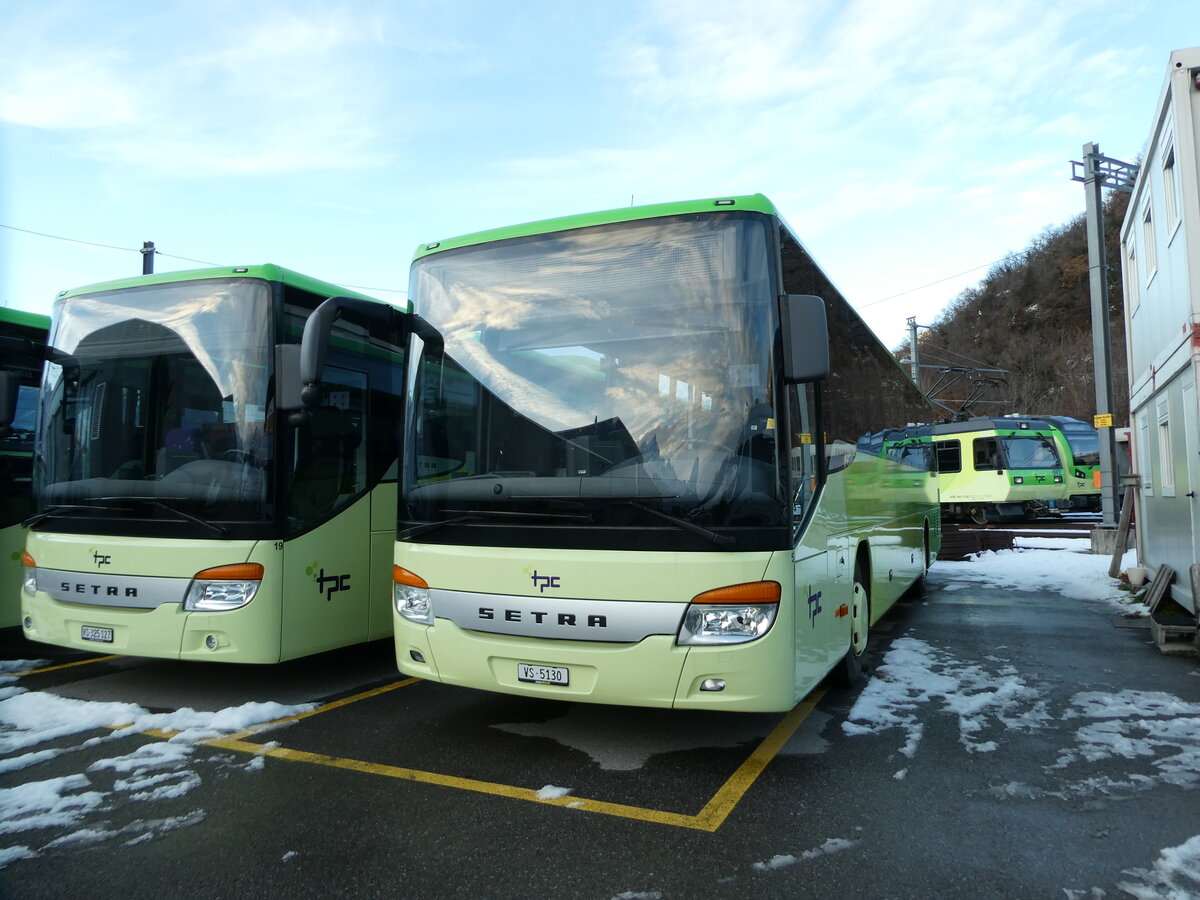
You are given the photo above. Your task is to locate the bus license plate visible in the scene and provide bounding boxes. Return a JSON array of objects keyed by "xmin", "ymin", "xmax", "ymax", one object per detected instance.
[
  {"xmin": 81, "ymin": 625, "xmax": 114, "ymax": 643},
  {"xmin": 518, "ymin": 663, "xmax": 568, "ymax": 686}
]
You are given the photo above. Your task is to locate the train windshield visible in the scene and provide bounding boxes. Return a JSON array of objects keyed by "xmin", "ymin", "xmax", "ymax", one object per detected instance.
[
  {"xmin": 36, "ymin": 279, "xmax": 276, "ymax": 529},
  {"xmin": 404, "ymin": 213, "xmax": 786, "ymax": 550},
  {"xmin": 1059, "ymin": 424, "xmax": 1100, "ymax": 467},
  {"xmin": 1001, "ymin": 434, "xmax": 1060, "ymax": 469}
]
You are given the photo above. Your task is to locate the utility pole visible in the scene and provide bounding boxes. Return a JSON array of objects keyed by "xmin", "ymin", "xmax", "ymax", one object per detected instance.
[
  {"xmin": 907, "ymin": 316, "xmax": 921, "ymax": 388},
  {"xmin": 141, "ymin": 241, "xmax": 155, "ymax": 275},
  {"xmin": 1070, "ymin": 143, "xmax": 1138, "ymax": 528}
]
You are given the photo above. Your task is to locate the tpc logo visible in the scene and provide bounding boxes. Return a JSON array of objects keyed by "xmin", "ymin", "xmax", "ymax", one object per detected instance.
[
  {"xmin": 91, "ymin": 549, "xmax": 111, "ymax": 568},
  {"xmin": 523, "ymin": 567, "xmax": 561, "ymax": 593},
  {"xmin": 306, "ymin": 561, "xmax": 350, "ymax": 602},
  {"xmin": 807, "ymin": 588, "xmax": 823, "ymax": 627}
]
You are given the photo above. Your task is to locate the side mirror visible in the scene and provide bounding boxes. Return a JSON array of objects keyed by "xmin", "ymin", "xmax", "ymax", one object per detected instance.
[
  {"xmin": 782, "ymin": 294, "xmax": 830, "ymax": 383},
  {"xmin": 0, "ymin": 370, "xmax": 18, "ymax": 435},
  {"xmin": 297, "ymin": 296, "xmax": 411, "ymax": 408}
]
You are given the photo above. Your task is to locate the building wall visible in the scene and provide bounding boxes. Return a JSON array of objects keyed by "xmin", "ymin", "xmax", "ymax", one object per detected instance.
[{"xmin": 1122, "ymin": 48, "xmax": 1200, "ymax": 613}]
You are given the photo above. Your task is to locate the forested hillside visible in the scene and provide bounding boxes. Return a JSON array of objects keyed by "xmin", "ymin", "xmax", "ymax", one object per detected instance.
[{"xmin": 896, "ymin": 191, "xmax": 1131, "ymax": 423}]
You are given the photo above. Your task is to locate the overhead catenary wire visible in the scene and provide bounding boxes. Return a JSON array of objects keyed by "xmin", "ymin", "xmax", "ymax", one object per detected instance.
[{"xmin": 856, "ymin": 251, "xmax": 1028, "ymax": 310}]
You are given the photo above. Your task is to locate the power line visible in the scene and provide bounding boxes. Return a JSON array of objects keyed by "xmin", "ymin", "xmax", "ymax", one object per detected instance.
[
  {"xmin": 1, "ymin": 223, "xmax": 135, "ymax": 254},
  {"xmin": 858, "ymin": 251, "xmax": 1027, "ymax": 309},
  {"xmin": 2, "ymin": 222, "xmax": 407, "ymax": 295}
]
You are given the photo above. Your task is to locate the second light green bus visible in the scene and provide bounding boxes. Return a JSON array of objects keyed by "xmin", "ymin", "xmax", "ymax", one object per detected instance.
[
  {"xmin": 0, "ymin": 307, "xmax": 49, "ymax": 627},
  {"xmin": 381, "ymin": 195, "xmax": 940, "ymax": 712},
  {"xmin": 19, "ymin": 265, "xmax": 409, "ymax": 662}
]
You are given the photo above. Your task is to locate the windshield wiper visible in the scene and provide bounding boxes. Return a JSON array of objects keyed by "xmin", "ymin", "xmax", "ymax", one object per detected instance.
[
  {"xmin": 399, "ymin": 509, "xmax": 592, "ymax": 540},
  {"xmin": 22, "ymin": 503, "xmax": 118, "ymax": 528},
  {"xmin": 96, "ymin": 496, "xmax": 229, "ymax": 537},
  {"xmin": 621, "ymin": 500, "xmax": 735, "ymax": 550}
]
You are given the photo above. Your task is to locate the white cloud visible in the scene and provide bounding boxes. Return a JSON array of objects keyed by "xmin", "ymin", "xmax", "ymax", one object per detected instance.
[{"xmin": 0, "ymin": 4, "xmax": 402, "ymax": 176}]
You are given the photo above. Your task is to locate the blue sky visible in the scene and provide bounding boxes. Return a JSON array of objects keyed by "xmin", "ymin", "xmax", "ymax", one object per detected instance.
[{"xmin": 1, "ymin": 0, "xmax": 1193, "ymax": 349}]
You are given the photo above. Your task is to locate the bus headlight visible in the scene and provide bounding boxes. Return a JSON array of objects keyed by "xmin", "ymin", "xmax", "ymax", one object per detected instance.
[
  {"xmin": 677, "ymin": 581, "xmax": 780, "ymax": 645},
  {"xmin": 184, "ymin": 563, "xmax": 264, "ymax": 611},
  {"xmin": 394, "ymin": 566, "xmax": 432, "ymax": 625},
  {"xmin": 21, "ymin": 551, "xmax": 37, "ymax": 597}
]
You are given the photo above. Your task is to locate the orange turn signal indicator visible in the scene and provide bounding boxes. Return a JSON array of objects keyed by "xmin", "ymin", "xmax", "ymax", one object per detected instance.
[
  {"xmin": 193, "ymin": 563, "xmax": 264, "ymax": 581},
  {"xmin": 835, "ymin": 604, "xmax": 850, "ymax": 618},
  {"xmin": 393, "ymin": 566, "xmax": 429, "ymax": 588},
  {"xmin": 691, "ymin": 581, "xmax": 781, "ymax": 604},
  {"xmin": 21, "ymin": 551, "xmax": 36, "ymax": 568}
]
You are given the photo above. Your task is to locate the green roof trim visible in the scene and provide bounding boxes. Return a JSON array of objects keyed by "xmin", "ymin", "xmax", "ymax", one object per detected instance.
[
  {"xmin": 0, "ymin": 307, "xmax": 50, "ymax": 330},
  {"xmin": 412, "ymin": 194, "xmax": 779, "ymax": 260},
  {"xmin": 56, "ymin": 265, "xmax": 405, "ymax": 311}
]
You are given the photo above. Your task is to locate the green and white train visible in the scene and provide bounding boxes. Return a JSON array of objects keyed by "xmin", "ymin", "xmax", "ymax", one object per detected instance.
[
  {"xmin": 928, "ymin": 416, "xmax": 1071, "ymax": 523},
  {"xmin": 19, "ymin": 265, "xmax": 411, "ymax": 662}
]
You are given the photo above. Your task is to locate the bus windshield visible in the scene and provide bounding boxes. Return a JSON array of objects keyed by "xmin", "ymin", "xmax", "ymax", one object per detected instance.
[
  {"xmin": 36, "ymin": 279, "xmax": 275, "ymax": 526},
  {"xmin": 404, "ymin": 213, "xmax": 785, "ymax": 548}
]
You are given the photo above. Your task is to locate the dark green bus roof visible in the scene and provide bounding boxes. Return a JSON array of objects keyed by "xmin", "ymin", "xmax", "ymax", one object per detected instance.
[
  {"xmin": 412, "ymin": 194, "xmax": 780, "ymax": 260},
  {"xmin": 0, "ymin": 307, "xmax": 50, "ymax": 331},
  {"xmin": 56, "ymin": 264, "xmax": 405, "ymax": 311}
]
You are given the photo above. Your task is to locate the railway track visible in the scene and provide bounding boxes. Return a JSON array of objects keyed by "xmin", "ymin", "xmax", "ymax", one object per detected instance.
[{"xmin": 938, "ymin": 514, "xmax": 1103, "ymax": 561}]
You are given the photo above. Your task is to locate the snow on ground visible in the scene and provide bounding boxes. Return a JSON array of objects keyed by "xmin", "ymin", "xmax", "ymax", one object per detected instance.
[
  {"xmin": 0, "ymin": 675, "xmax": 313, "ymax": 867},
  {"xmin": 932, "ymin": 542, "xmax": 1144, "ymax": 616},
  {"xmin": 751, "ymin": 838, "xmax": 859, "ymax": 871},
  {"xmin": 1117, "ymin": 833, "xmax": 1200, "ymax": 899},
  {"xmin": 852, "ymin": 546, "xmax": 1195, "ymax": 799},
  {"xmin": 851, "ymin": 543, "xmax": 1200, "ymax": 896}
]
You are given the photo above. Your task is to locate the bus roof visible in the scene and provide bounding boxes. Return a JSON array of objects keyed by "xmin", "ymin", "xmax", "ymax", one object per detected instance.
[
  {"xmin": 412, "ymin": 194, "xmax": 780, "ymax": 260},
  {"xmin": 55, "ymin": 265, "xmax": 403, "ymax": 310},
  {"xmin": 0, "ymin": 307, "xmax": 50, "ymax": 331}
]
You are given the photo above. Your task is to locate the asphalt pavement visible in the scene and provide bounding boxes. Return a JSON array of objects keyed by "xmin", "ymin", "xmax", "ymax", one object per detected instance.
[{"xmin": 2, "ymin": 563, "xmax": 1198, "ymax": 900}]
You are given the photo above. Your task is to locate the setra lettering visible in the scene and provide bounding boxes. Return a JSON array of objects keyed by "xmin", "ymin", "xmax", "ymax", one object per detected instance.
[
  {"xmin": 474, "ymin": 607, "xmax": 606, "ymax": 629},
  {"xmin": 62, "ymin": 582, "xmax": 137, "ymax": 597}
]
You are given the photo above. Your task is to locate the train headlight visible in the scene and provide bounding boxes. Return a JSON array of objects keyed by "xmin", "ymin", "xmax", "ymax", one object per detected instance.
[
  {"xmin": 1054, "ymin": 475, "xmax": 1064, "ymax": 483},
  {"xmin": 394, "ymin": 566, "xmax": 432, "ymax": 625},
  {"xmin": 1012, "ymin": 476, "xmax": 1024, "ymax": 485},
  {"xmin": 678, "ymin": 581, "xmax": 780, "ymax": 645},
  {"xmin": 184, "ymin": 563, "xmax": 264, "ymax": 611},
  {"xmin": 21, "ymin": 551, "xmax": 37, "ymax": 597}
]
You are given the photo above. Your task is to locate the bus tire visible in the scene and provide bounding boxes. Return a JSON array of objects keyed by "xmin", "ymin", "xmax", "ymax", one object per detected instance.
[{"xmin": 832, "ymin": 560, "xmax": 870, "ymax": 687}]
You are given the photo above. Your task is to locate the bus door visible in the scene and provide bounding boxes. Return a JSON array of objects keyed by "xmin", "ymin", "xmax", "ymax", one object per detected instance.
[
  {"xmin": 280, "ymin": 364, "xmax": 373, "ymax": 658},
  {"xmin": 787, "ymin": 382, "xmax": 842, "ymax": 678},
  {"xmin": 285, "ymin": 297, "xmax": 410, "ymax": 656}
]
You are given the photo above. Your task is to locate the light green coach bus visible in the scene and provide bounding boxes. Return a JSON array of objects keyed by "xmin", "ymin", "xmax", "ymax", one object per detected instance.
[
  {"xmin": 0, "ymin": 307, "xmax": 49, "ymax": 627},
  {"xmin": 19, "ymin": 265, "xmax": 411, "ymax": 662},
  {"xmin": 375, "ymin": 195, "xmax": 940, "ymax": 712}
]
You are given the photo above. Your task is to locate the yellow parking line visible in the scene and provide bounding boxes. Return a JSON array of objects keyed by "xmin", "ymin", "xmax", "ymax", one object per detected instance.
[
  {"xmin": 218, "ymin": 677, "xmax": 422, "ymax": 742},
  {"xmin": 12, "ymin": 654, "xmax": 121, "ymax": 676},
  {"xmin": 194, "ymin": 680, "xmax": 824, "ymax": 832},
  {"xmin": 204, "ymin": 735, "xmax": 702, "ymax": 829},
  {"xmin": 691, "ymin": 690, "xmax": 824, "ymax": 831}
]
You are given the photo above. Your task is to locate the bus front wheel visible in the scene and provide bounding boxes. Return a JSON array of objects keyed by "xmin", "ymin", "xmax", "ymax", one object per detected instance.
[{"xmin": 832, "ymin": 564, "xmax": 870, "ymax": 687}]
